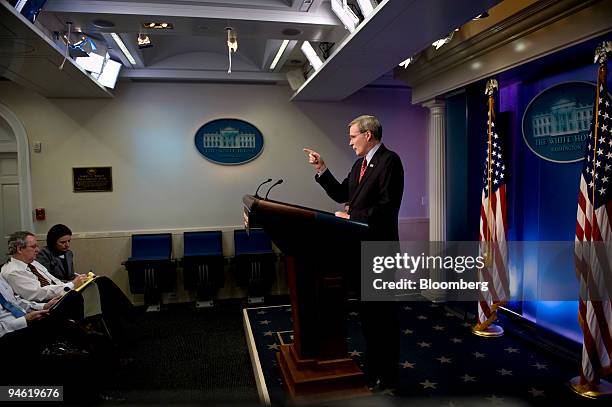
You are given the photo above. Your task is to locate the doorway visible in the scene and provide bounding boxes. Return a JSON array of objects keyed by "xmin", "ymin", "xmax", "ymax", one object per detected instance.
[
  {"xmin": 0, "ymin": 104, "xmax": 33, "ymax": 261},
  {"xmin": 0, "ymin": 152, "xmax": 20, "ymax": 259}
]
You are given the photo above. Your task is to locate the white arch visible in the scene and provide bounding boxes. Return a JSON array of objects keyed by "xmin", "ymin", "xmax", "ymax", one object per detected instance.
[{"xmin": 0, "ymin": 102, "xmax": 34, "ymax": 231}]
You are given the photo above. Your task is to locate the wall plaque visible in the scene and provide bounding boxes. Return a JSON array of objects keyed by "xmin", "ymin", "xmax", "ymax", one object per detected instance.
[
  {"xmin": 194, "ymin": 118, "xmax": 264, "ymax": 165},
  {"xmin": 522, "ymin": 81, "xmax": 599, "ymax": 163},
  {"xmin": 73, "ymin": 167, "xmax": 113, "ymax": 192}
]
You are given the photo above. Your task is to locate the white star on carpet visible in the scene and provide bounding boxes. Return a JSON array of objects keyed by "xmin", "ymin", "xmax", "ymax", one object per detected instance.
[
  {"xmin": 497, "ymin": 368, "xmax": 513, "ymax": 376},
  {"xmin": 417, "ymin": 341, "xmax": 432, "ymax": 348},
  {"xmin": 259, "ymin": 320, "xmax": 271, "ymax": 325},
  {"xmin": 267, "ymin": 343, "xmax": 280, "ymax": 350},
  {"xmin": 532, "ymin": 362, "xmax": 547, "ymax": 370},
  {"xmin": 417, "ymin": 315, "xmax": 428, "ymax": 320},
  {"xmin": 403, "ymin": 328, "xmax": 414, "ymax": 335},
  {"xmin": 450, "ymin": 337, "xmax": 463, "ymax": 343},
  {"xmin": 433, "ymin": 325, "xmax": 445, "ymax": 331},
  {"xmin": 420, "ymin": 380, "xmax": 437, "ymax": 389},
  {"xmin": 257, "ymin": 310, "xmax": 266, "ymax": 315},
  {"xmin": 400, "ymin": 361, "xmax": 415, "ymax": 368},
  {"xmin": 504, "ymin": 347, "xmax": 519, "ymax": 354},
  {"xmin": 349, "ymin": 350, "xmax": 362, "ymax": 357},
  {"xmin": 528, "ymin": 387, "xmax": 545, "ymax": 397},
  {"xmin": 460, "ymin": 374, "xmax": 476, "ymax": 382},
  {"xmin": 436, "ymin": 356, "xmax": 452, "ymax": 364},
  {"xmin": 473, "ymin": 352, "xmax": 486, "ymax": 358},
  {"xmin": 263, "ymin": 331, "xmax": 273, "ymax": 336}
]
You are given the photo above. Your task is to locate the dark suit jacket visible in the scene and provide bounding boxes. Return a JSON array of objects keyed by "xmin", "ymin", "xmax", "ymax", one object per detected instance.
[
  {"xmin": 36, "ymin": 247, "xmax": 76, "ymax": 282},
  {"xmin": 316, "ymin": 143, "xmax": 404, "ymax": 241}
]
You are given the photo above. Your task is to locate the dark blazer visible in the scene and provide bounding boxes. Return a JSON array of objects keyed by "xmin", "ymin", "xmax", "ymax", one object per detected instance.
[
  {"xmin": 36, "ymin": 247, "xmax": 76, "ymax": 282},
  {"xmin": 316, "ymin": 143, "xmax": 404, "ymax": 241}
]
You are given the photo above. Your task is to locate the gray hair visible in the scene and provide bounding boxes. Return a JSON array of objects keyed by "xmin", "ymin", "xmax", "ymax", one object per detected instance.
[
  {"xmin": 7, "ymin": 231, "xmax": 35, "ymax": 255},
  {"xmin": 349, "ymin": 115, "xmax": 382, "ymax": 141}
]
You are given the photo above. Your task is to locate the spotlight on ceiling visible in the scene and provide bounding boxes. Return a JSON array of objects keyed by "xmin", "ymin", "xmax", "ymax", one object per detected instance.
[
  {"xmin": 356, "ymin": 0, "xmax": 377, "ymax": 18},
  {"xmin": 300, "ymin": 41, "xmax": 323, "ymax": 70},
  {"xmin": 331, "ymin": 0, "xmax": 359, "ymax": 33},
  {"xmin": 432, "ymin": 31, "xmax": 455, "ymax": 50},
  {"xmin": 473, "ymin": 11, "xmax": 490, "ymax": 20},
  {"xmin": 137, "ymin": 33, "xmax": 152, "ymax": 49}
]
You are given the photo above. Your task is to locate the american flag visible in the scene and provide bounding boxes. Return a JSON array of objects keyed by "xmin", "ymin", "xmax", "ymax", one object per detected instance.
[
  {"xmin": 574, "ymin": 58, "xmax": 612, "ymax": 386},
  {"xmin": 476, "ymin": 79, "xmax": 510, "ymax": 331}
]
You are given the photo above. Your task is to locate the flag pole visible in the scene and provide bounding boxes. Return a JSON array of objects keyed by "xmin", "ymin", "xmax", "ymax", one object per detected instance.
[
  {"xmin": 473, "ymin": 78, "xmax": 504, "ymax": 338},
  {"xmin": 569, "ymin": 40, "xmax": 612, "ymax": 399}
]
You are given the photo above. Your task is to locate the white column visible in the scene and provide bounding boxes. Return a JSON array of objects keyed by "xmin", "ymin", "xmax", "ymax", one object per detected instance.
[{"xmin": 422, "ymin": 99, "xmax": 447, "ymax": 302}]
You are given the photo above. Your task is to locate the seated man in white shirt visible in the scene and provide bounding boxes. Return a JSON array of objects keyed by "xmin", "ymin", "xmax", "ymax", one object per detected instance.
[
  {"xmin": 1, "ymin": 231, "xmax": 88, "ymax": 302},
  {"xmin": 1, "ymin": 275, "xmax": 114, "ymax": 401},
  {"xmin": 0, "ymin": 275, "xmax": 58, "ymax": 340}
]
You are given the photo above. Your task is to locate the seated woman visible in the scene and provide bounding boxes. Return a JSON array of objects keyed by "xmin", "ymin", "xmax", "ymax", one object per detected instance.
[{"xmin": 37, "ymin": 224, "xmax": 78, "ymax": 282}]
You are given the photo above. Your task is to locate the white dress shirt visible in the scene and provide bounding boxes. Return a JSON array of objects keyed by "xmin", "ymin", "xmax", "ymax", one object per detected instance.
[
  {"xmin": 0, "ymin": 276, "xmax": 43, "ymax": 338},
  {"xmin": 1, "ymin": 258, "xmax": 74, "ymax": 302}
]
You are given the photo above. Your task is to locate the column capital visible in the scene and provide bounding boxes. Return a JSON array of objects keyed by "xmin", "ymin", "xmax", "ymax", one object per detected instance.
[{"xmin": 421, "ymin": 99, "xmax": 446, "ymax": 110}]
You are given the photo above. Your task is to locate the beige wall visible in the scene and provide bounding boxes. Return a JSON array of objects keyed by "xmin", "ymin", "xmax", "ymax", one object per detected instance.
[{"xmin": 0, "ymin": 80, "xmax": 428, "ymax": 303}]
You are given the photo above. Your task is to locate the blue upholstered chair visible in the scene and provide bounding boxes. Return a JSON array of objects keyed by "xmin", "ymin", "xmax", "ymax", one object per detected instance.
[
  {"xmin": 182, "ymin": 231, "xmax": 225, "ymax": 308},
  {"xmin": 233, "ymin": 228, "xmax": 276, "ymax": 303},
  {"xmin": 123, "ymin": 233, "xmax": 176, "ymax": 311}
]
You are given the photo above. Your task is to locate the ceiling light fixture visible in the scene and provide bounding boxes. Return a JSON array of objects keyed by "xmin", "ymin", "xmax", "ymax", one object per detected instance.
[
  {"xmin": 331, "ymin": 0, "xmax": 359, "ymax": 33},
  {"xmin": 473, "ymin": 11, "xmax": 489, "ymax": 20},
  {"xmin": 142, "ymin": 22, "xmax": 173, "ymax": 29},
  {"xmin": 137, "ymin": 33, "xmax": 152, "ymax": 49},
  {"xmin": 300, "ymin": 41, "xmax": 323, "ymax": 70},
  {"xmin": 398, "ymin": 57, "xmax": 413, "ymax": 68},
  {"xmin": 226, "ymin": 27, "xmax": 238, "ymax": 74},
  {"xmin": 269, "ymin": 40, "xmax": 290, "ymax": 70},
  {"xmin": 356, "ymin": 0, "xmax": 376, "ymax": 18},
  {"xmin": 110, "ymin": 32, "xmax": 136, "ymax": 65},
  {"xmin": 432, "ymin": 31, "xmax": 455, "ymax": 50}
]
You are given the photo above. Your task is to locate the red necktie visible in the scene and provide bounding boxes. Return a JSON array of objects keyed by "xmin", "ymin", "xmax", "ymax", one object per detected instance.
[
  {"xmin": 359, "ymin": 158, "xmax": 368, "ymax": 183},
  {"xmin": 28, "ymin": 264, "xmax": 50, "ymax": 287}
]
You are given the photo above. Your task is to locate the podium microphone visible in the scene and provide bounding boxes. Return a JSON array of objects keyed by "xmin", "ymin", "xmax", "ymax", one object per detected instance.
[
  {"xmin": 264, "ymin": 179, "xmax": 283, "ymax": 200},
  {"xmin": 255, "ymin": 178, "xmax": 272, "ymax": 198}
]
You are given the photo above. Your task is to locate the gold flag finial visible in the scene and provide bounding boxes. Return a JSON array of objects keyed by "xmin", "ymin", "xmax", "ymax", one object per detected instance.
[
  {"xmin": 594, "ymin": 41, "xmax": 612, "ymax": 64},
  {"xmin": 485, "ymin": 79, "xmax": 498, "ymax": 96}
]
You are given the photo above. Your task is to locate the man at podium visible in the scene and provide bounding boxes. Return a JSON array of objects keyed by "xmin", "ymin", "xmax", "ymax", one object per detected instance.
[{"xmin": 304, "ymin": 114, "xmax": 404, "ymax": 390}]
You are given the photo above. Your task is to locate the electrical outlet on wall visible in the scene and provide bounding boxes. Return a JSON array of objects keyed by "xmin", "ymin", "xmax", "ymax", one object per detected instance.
[
  {"xmin": 33, "ymin": 141, "xmax": 42, "ymax": 153},
  {"xmin": 421, "ymin": 196, "xmax": 427, "ymax": 206}
]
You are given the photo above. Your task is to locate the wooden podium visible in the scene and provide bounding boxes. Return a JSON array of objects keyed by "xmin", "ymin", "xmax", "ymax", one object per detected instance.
[{"xmin": 243, "ymin": 195, "xmax": 371, "ymax": 400}]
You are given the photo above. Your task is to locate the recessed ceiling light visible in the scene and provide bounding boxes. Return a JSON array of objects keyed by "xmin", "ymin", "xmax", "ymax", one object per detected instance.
[
  {"xmin": 282, "ymin": 28, "xmax": 302, "ymax": 36},
  {"xmin": 91, "ymin": 19, "xmax": 115, "ymax": 29},
  {"xmin": 142, "ymin": 22, "xmax": 173, "ymax": 29}
]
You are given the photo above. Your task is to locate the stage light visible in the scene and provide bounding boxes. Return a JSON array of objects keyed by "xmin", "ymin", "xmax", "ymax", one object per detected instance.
[
  {"xmin": 432, "ymin": 31, "xmax": 455, "ymax": 50},
  {"xmin": 92, "ymin": 54, "xmax": 122, "ymax": 89},
  {"xmin": 356, "ymin": 0, "xmax": 376, "ymax": 18},
  {"xmin": 473, "ymin": 11, "xmax": 489, "ymax": 20},
  {"xmin": 300, "ymin": 41, "xmax": 323, "ymax": 70},
  {"xmin": 331, "ymin": 0, "xmax": 359, "ymax": 32},
  {"xmin": 137, "ymin": 33, "xmax": 152, "ymax": 49}
]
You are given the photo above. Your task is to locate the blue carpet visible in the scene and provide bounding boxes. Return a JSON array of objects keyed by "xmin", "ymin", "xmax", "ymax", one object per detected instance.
[{"xmin": 245, "ymin": 301, "xmax": 608, "ymax": 406}]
